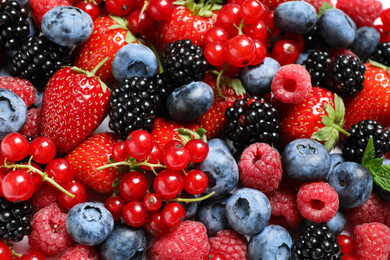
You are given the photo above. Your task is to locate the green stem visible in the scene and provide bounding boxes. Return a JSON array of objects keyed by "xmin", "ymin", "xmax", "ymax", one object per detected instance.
[
  {"xmin": 96, "ymin": 160, "xmax": 167, "ymax": 171},
  {"xmin": 141, "ymin": 37, "xmax": 164, "ymax": 74},
  {"xmin": 167, "ymin": 192, "xmax": 215, "ymax": 203},
  {"xmin": 333, "ymin": 123, "xmax": 350, "ymax": 136},
  {"xmin": 215, "ymin": 63, "xmax": 230, "ymax": 99}
]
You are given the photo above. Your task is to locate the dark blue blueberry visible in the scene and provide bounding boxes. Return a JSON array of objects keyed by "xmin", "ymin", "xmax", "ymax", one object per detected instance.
[
  {"xmin": 177, "ymin": 192, "xmax": 198, "ymax": 220},
  {"xmin": 112, "ymin": 44, "xmax": 158, "ymax": 81},
  {"xmin": 296, "ymin": 52, "xmax": 310, "ymax": 65},
  {"xmin": 207, "ymin": 138, "xmax": 231, "ymax": 154},
  {"xmin": 273, "ymin": 1, "xmax": 317, "ymax": 34},
  {"xmin": 41, "ymin": 6, "xmax": 93, "ymax": 47},
  {"xmin": 100, "ymin": 224, "xmax": 147, "ymax": 260},
  {"xmin": 281, "ymin": 138, "xmax": 331, "ymax": 182},
  {"xmin": 167, "ymin": 81, "xmax": 214, "ymax": 122},
  {"xmin": 302, "ymin": 211, "xmax": 346, "ymax": 236},
  {"xmin": 328, "ymin": 161, "xmax": 373, "ymax": 208},
  {"xmin": 0, "ymin": 89, "xmax": 28, "ymax": 139},
  {"xmin": 197, "ymin": 194, "xmax": 231, "ymax": 237},
  {"xmin": 349, "ymin": 26, "xmax": 381, "ymax": 62},
  {"xmin": 324, "ymin": 153, "xmax": 345, "ymax": 182},
  {"xmin": 194, "ymin": 146, "xmax": 239, "ymax": 198},
  {"xmin": 225, "ymin": 188, "xmax": 271, "ymax": 235},
  {"xmin": 319, "ymin": 8, "xmax": 356, "ymax": 49},
  {"xmin": 248, "ymin": 225, "xmax": 292, "ymax": 260},
  {"xmin": 66, "ymin": 201, "xmax": 114, "ymax": 246}
]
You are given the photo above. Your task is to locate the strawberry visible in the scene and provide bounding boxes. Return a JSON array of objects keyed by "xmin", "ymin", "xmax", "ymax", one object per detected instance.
[
  {"xmin": 65, "ymin": 132, "xmax": 122, "ymax": 193},
  {"xmin": 195, "ymin": 72, "xmax": 246, "ymax": 139},
  {"xmin": 344, "ymin": 61, "xmax": 390, "ymax": 130},
  {"xmin": 30, "ymin": 0, "xmax": 71, "ymax": 28},
  {"xmin": 41, "ymin": 60, "xmax": 110, "ymax": 154},
  {"xmin": 156, "ymin": 0, "xmax": 220, "ymax": 50},
  {"xmin": 272, "ymin": 86, "xmax": 347, "ymax": 150},
  {"xmin": 72, "ymin": 14, "xmax": 138, "ymax": 84}
]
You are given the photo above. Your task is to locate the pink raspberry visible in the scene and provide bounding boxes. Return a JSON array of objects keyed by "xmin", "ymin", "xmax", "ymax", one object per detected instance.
[
  {"xmin": 28, "ymin": 203, "xmax": 73, "ymax": 257},
  {"xmin": 345, "ymin": 192, "xmax": 387, "ymax": 226},
  {"xmin": 296, "ymin": 181, "xmax": 339, "ymax": 223},
  {"xmin": 150, "ymin": 221, "xmax": 210, "ymax": 260},
  {"xmin": 336, "ymin": 0, "xmax": 383, "ymax": 28},
  {"xmin": 29, "ymin": 183, "xmax": 59, "ymax": 212},
  {"xmin": 267, "ymin": 183, "xmax": 302, "ymax": 229},
  {"xmin": 0, "ymin": 76, "xmax": 37, "ymax": 108},
  {"xmin": 208, "ymin": 230, "xmax": 248, "ymax": 260},
  {"xmin": 271, "ymin": 64, "xmax": 312, "ymax": 104},
  {"xmin": 56, "ymin": 244, "xmax": 100, "ymax": 260},
  {"xmin": 354, "ymin": 222, "xmax": 390, "ymax": 260},
  {"xmin": 238, "ymin": 142, "xmax": 282, "ymax": 194},
  {"xmin": 304, "ymin": 0, "xmax": 333, "ymax": 12},
  {"xmin": 20, "ymin": 108, "xmax": 42, "ymax": 139}
]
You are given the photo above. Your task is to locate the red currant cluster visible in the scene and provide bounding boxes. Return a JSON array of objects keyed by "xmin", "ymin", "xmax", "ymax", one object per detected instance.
[{"xmin": 102, "ymin": 129, "xmax": 211, "ymax": 236}]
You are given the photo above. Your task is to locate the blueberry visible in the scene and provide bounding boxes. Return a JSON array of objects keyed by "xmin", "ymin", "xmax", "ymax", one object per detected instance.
[
  {"xmin": 225, "ymin": 187, "xmax": 271, "ymax": 235},
  {"xmin": 319, "ymin": 8, "xmax": 356, "ymax": 49},
  {"xmin": 100, "ymin": 224, "xmax": 147, "ymax": 260},
  {"xmin": 248, "ymin": 225, "xmax": 293, "ymax": 260},
  {"xmin": 328, "ymin": 161, "xmax": 373, "ymax": 208},
  {"xmin": 273, "ymin": 1, "xmax": 317, "ymax": 34},
  {"xmin": 207, "ymin": 138, "xmax": 231, "ymax": 154},
  {"xmin": 167, "ymin": 81, "xmax": 214, "ymax": 122},
  {"xmin": 302, "ymin": 211, "xmax": 347, "ymax": 236},
  {"xmin": 197, "ymin": 194, "xmax": 231, "ymax": 237},
  {"xmin": 66, "ymin": 201, "xmax": 114, "ymax": 246},
  {"xmin": 349, "ymin": 26, "xmax": 380, "ymax": 62},
  {"xmin": 296, "ymin": 52, "xmax": 310, "ymax": 65},
  {"xmin": 112, "ymin": 44, "xmax": 158, "ymax": 81},
  {"xmin": 194, "ymin": 146, "xmax": 239, "ymax": 198},
  {"xmin": 177, "ymin": 191, "xmax": 198, "ymax": 220},
  {"xmin": 239, "ymin": 57, "xmax": 281, "ymax": 95},
  {"xmin": 281, "ymin": 138, "xmax": 331, "ymax": 182},
  {"xmin": 324, "ymin": 153, "xmax": 345, "ymax": 182},
  {"xmin": 0, "ymin": 89, "xmax": 28, "ymax": 140}
]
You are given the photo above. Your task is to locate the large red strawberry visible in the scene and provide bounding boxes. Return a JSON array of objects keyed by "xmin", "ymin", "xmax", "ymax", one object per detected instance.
[
  {"xmin": 196, "ymin": 72, "xmax": 246, "ymax": 139},
  {"xmin": 72, "ymin": 14, "xmax": 138, "ymax": 84},
  {"xmin": 344, "ymin": 61, "xmax": 390, "ymax": 130},
  {"xmin": 272, "ymin": 86, "xmax": 347, "ymax": 150},
  {"xmin": 65, "ymin": 132, "xmax": 122, "ymax": 193},
  {"xmin": 41, "ymin": 61, "xmax": 110, "ymax": 154}
]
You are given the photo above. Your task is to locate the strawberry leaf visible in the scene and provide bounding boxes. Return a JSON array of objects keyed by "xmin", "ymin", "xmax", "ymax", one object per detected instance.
[
  {"xmin": 311, "ymin": 126, "xmax": 333, "ymax": 141},
  {"xmin": 318, "ymin": 2, "xmax": 333, "ymax": 18},
  {"xmin": 220, "ymin": 76, "xmax": 246, "ymax": 96},
  {"xmin": 369, "ymin": 59, "xmax": 390, "ymax": 74}
]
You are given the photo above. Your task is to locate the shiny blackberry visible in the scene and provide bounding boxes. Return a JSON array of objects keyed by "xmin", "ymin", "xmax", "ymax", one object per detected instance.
[
  {"xmin": 151, "ymin": 72, "xmax": 177, "ymax": 117},
  {"xmin": 370, "ymin": 41, "xmax": 390, "ymax": 66},
  {"xmin": 160, "ymin": 39, "xmax": 210, "ymax": 88},
  {"xmin": 225, "ymin": 97, "xmax": 279, "ymax": 155},
  {"xmin": 325, "ymin": 54, "xmax": 366, "ymax": 98},
  {"xmin": 0, "ymin": 0, "xmax": 30, "ymax": 54},
  {"xmin": 342, "ymin": 120, "xmax": 390, "ymax": 163},
  {"xmin": 292, "ymin": 224, "xmax": 341, "ymax": 260},
  {"xmin": 11, "ymin": 35, "xmax": 71, "ymax": 90},
  {"xmin": 0, "ymin": 197, "xmax": 34, "ymax": 242},
  {"xmin": 108, "ymin": 76, "xmax": 162, "ymax": 139},
  {"xmin": 303, "ymin": 51, "xmax": 332, "ymax": 87}
]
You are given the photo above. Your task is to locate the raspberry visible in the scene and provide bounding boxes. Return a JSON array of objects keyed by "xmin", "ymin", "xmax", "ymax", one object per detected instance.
[
  {"xmin": 30, "ymin": 0, "xmax": 71, "ymax": 28},
  {"xmin": 29, "ymin": 183, "xmax": 59, "ymax": 212},
  {"xmin": 267, "ymin": 183, "xmax": 302, "ymax": 229},
  {"xmin": 28, "ymin": 203, "xmax": 73, "ymax": 257},
  {"xmin": 336, "ymin": 0, "xmax": 383, "ymax": 28},
  {"xmin": 238, "ymin": 142, "xmax": 282, "ymax": 194},
  {"xmin": 345, "ymin": 192, "xmax": 387, "ymax": 226},
  {"xmin": 304, "ymin": 0, "xmax": 333, "ymax": 12},
  {"xmin": 150, "ymin": 221, "xmax": 210, "ymax": 260},
  {"xmin": 20, "ymin": 108, "xmax": 42, "ymax": 139},
  {"xmin": 271, "ymin": 64, "xmax": 312, "ymax": 104},
  {"xmin": 296, "ymin": 181, "xmax": 339, "ymax": 223},
  {"xmin": 354, "ymin": 222, "xmax": 390, "ymax": 260},
  {"xmin": 56, "ymin": 244, "xmax": 100, "ymax": 260},
  {"xmin": 0, "ymin": 76, "xmax": 37, "ymax": 108},
  {"xmin": 208, "ymin": 230, "xmax": 248, "ymax": 260}
]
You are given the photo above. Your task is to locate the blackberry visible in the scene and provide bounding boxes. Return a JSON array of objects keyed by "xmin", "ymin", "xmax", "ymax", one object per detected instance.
[
  {"xmin": 370, "ymin": 41, "xmax": 390, "ymax": 66},
  {"xmin": 151, "ymin": 72, "xmax": 177, "ymax": 117},
  {"xmin": 225, "ymin": 97, "xmax": 279, "ymax": 156},
  {"xmin": 11, "ymin": 35, "xmax": 71, "ymax": 90},
  {"xmin": 325, "ymin": 54, "xmax": 366, "ymax": 98},
  {"xmin": 0, "ymin": 197, "xmax": 34, "ymax": 242},
  {"xmin": 0, "ymin": 0, "xmax": 29, "ymax": 54},
  {"xmin": 160, "ymin": 39, "xmax": 210, "ymax": 88},
  {"xmin": 342, "ymin": 120, "xmax": 390, "ymax": 163},
  {"xmin": 303, "ymin": 51, "xmax": 332, "ymax": 87},
  {"xmin": 292, "ymin": 224, "xmax": 341, "ymax": 260},
  {"xmin": 108, "ymin": 76, "xmax": 162, "ymax": 139}
]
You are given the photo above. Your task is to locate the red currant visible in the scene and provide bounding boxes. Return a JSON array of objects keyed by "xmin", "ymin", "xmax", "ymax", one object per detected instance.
[
  {"xmin": 250, "ymin": 39, "xmax": 267, "ymax": 65},
  {"xmin": 144, "ymin": 209, "xmax": 171, "ymax": 236},
  {"xmin": 119, "ymin": 171, "xmax": 149, "ymax": 202},
  {"xmin": 112, "ymin": 141, "xmax": 128, "ymax": 162},
  {"xmin": 380, "ymin": 8, "xmax": 390, "ymax": 29},
  {"xmin": 271, "ymin": 39, "xmax": 299, "ymax": 66},
  {"xmin": 20, "ymin": 251, "xmax": 45, "ymax": 260},
  {"xmin": 204, "ymin": 26, "xmax": 230, "ymax": 46},
  {"xmin": 105, "ymin": 0, "xmax": 132, "ymax": 16},
  {"xmin": 0, "ymin": 241, "xmax": 12, "ymax": 259},
  {"xmin": 21, "ymin": 162, "xmax": 43, "ymax": 192},
  {"xmin": 216, "ymin": 4, "xmax": 243, "ymax": 36},
  {"xmin": 164, "ymin": 140, "xmax": 182, "ymax": 151},
  {"xmin": 184, "ymin": 169, "xmax": 208, "ymax": 195},
  {"xmin": 57, "ymin": 179, "xmax": 87, "ymax": 210},
  {"xmin": 76, "ymin": 1, "xmax": 101, "ymax": 20},
  {"xmin": 153, "ymin": 169, "xmax": 184, "ymax": 199},
  {"xmin": 225, "ymin": 35, "xmax": 256, "ymax": 67},
  {"xmin": 128, "ymin": 9, "xmax": 155, "ymax": 34},
  {"xmin": 163, "ymin": 143, "xmax": 191, "ymax": 170},
  {"xmin": 185, "ymin": 139, "xmax": 209, "ymax": 163},
  {"xmin": 2, "ymin": 170, "xmax": 34, "ymax": 201},
  {"xmin": 122, "ymin": 201, "xmax": 149, "ymax": 227},
  {"xmin": 125, "ymin": 130, "xmax": 154, "ymax": 159},
  {"xmin": 162, "ymin": 202, "xmax": 185, "ymax": 227},
  {"xmin": 337, "ymin": 234, "xmax": 355, "ymax": 255},
  {"xmin": 45, "ymin": 158, "xmax": 75, "ymax": 187},
  {"xmin": 243, "ymin": 20, "xmax": 268, "ymax": 42},
  {"xmin": 240, "ymin": 0, "xmax": 267, "ymax": 24},
  {"xmin": 341, "ymin": 256, "xmax": 357, "ymax": 260},
  {"xmin": 1, "ymin": 132, "xmax": 30, "ymax": 161},
  {"xmin": 143, "ymin": 192, "xmax": 162, "ymax": 211},
  {"xmin": 147, "ymin": 0, "xmax": 174, "ymax": 21},
  {"xmin": 282, "ymin": 33, "xmax": 305, "ymax": 53},
  {"xmin": 104, "ymin": 195, "xmax": 127, "ymax": 221},
  {"xmin": 137, "ymin": 143, "xmax": 164, "ymax": 171},
  {"xmin": 204, "ymin": 42, "xmax": 226, "ymax": 67},
  {"xmin": 29, "ymin": 136, "xmax": 56, "ymax": 164}
]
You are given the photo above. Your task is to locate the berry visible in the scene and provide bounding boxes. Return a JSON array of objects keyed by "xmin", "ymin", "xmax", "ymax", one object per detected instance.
[
  {"xmin": 153, "ymin": 169, "xmax": 184, "ymax": 200},
  {"xmin": 184, "ymin": 169, "xmax": 209, "ymax": 195},
  {"xmin": 0, "ymin": 76, "xmax": 36, "ymax": 108},
  {"xmin": 144, "ymin": 210, "xmax": 172, "ymax": 237},
  {"xmin": 57, "ymin": 179, "xmax": 87, "ymax": 210},
  {"xmin": 271, "ymin": 39, "xmax": 300, "ymax": 66},
  {"xmin": 105, "ymin": 0, "xmax": 132, "ymax": 16},
  {"xmin": 337, "ymin": 234, "xmax": 355, "ymax": 256},
  {"xmin": 354, "ymin": 222, "xmax": 390, "ymax": 260},
  {"xmin": 2, "ymin": 169, "xmax": 35, "ymax": 202},
  {"xmin": 30, "ymin": 0, "xmax": 71, "ymax": 27},
  {"xmin": 20, "ymin": 108, "xmax": 42, "ymax": 139},
  {"xmin": 184, "ymin": 139, "xmax": 209, "ymax": 163},
  {"xmin": 302, "ymin": 51, "xmax": 332, "ymax": 88},
  {"xmin": 119, "ymin": 171, "xmax": 149, "ymax": 202},
  {"xmin": 122, "ymin": 200, "xmax": 149, "ymax": 227},
  {"xmin": 349, "ymin": 26, "xmax": 381, "ymax": 62},
  {"xmin": 147, "ymin": 0, "xmax": 174, "ymax": 21},
  {"xmin": 57, "ymin": 244, "xmax": 100, "ymax": 260},
  {"xmin": 336, "ymin": 0, "xmax": 383, "ymax": 28},
  {"xmin": 29, "ymin": 183, "xmax": 59, "ymax": 212},
  {"xmin": 45, "ymin": 158, "xmax": 75, "ymax": 187},
  {"xmin": 370, "ymin": 42, "xmax": 390, "ymax": 66},
  {"xmin": 124, "ymin": 129, "xmax": 154, "ymax": 160},
  {"xmin": 1, "ymin": 132, "xmax": 30, "ymax": 162},
  {"xmin": 29, "ymin": 136, "xmax": 56, "ymax": 165},
  {"xmin": 104, "ymin": 195, "xmax": 126, "ymax": 221},
  {"xmin": 225, "ymin": 35, "xmax": 256, "ymax": 67},
  {"xmin": 209, "ymin": 229, "xmax": 248, "ymax": 260},
  {"xmin": 162, "ymin": 202, "xmax": 186, "ymax": 227},
  {"xmin": 163, "ymin": 143, "xmax": 191, "ymax": 170},
  {"xmin": 0, "ymin": 241, "xmax": 12, "ymax": 259},
  {"xmin": 76, "ymin": 1, "xmax": 100, "ymax": 21},
  {"xmin": 143, "ymin": 193, "xmax": 162, "ymax": 212},
  {"xmin": 304, "ymin": 0, "xmax": 333, "ymax": 12}
]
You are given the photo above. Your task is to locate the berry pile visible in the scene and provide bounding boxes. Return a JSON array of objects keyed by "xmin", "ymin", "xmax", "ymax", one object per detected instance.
[{"xmin": 0, "ymin": 0, "xmax": 389, "ymax": 259}]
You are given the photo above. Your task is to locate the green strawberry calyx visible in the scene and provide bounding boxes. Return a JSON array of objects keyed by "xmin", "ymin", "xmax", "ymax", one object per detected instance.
[
  {"xmin": 317, "ymin": 2, "xmax": 333, "ymax": 18},
  {"xmin": 108, "ymin": 14, "xmax": 139, "ymax": 44},
  {"xmin": 210, "ymin": 67, "xmax": 246, "ymax": 99},
  {"xmin": 174, "ymin": 0, "xmax": 222, "ymax": 17},
  {"xmin": 311, "ymin": 93, "xmax": 350, "ymax": 151},
  {"xmin": 369, "ymin": 59, "xmax": 390, "ymax": 74}
]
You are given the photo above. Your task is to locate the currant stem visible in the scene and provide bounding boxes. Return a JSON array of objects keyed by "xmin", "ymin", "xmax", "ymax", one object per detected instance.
[
  {"xmin": 96, "ymin": 160, "xmax": 167, "ymax": 172},
  {"xmin": 165, "ymin": 192, "xmax": 215, "ymax": 203}
]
